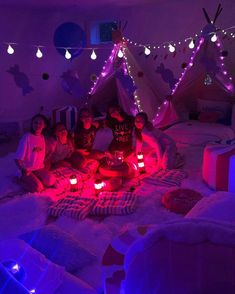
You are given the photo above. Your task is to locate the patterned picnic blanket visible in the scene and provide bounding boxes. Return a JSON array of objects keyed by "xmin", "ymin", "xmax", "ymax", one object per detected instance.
[
  {"xmin": 51, "ymin": 167, "xmax": 87, "ymax": 191},
  {"xmin": 48, "ymin": 191, "xmax": 137, "ymax": 220},
  {"xmin": 143, "ymin": 169, "xmax": 187, "ymax": 187},
  {"xmin": 90, "ymin": 192, "xmax": 137, "ymax": 216},
  {"xmin": 48, "ymin": 194, "xmax": 96, "ymax": 220}
]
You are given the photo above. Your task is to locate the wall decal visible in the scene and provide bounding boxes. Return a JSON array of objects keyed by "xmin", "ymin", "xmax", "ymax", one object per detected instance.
[
  {"xmin": 7, "ymin": 65, "xmax": 34, "ymax": 95},
  {"xmin": 116, "ymin": 69, "xmax": 137, "ymax": 96},
  {"xmin": 156, "ymin": 63, "xmax": 178, "ymax": 89},
  {"xmin": 53, "ymin": 22, "xmax": 86, "ymax": 59},
  {"xmin": 61, "ymin": 70, "xmax": 85, "ymax": 99}
]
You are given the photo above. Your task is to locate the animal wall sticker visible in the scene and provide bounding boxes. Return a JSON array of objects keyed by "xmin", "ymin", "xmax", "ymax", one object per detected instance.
[
  {"xmin": 7, "ymin": 65, "xmax": 34, "ymax": 95},
  {"xmin": 156, "ymin": 63, "xmax": 178, "ymax": 90}
]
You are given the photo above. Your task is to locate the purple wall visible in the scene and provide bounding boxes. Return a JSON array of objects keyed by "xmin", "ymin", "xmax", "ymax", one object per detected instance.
[{"xmin": 0, "ymin": 0, "xmax": 234, "ymax": 133}]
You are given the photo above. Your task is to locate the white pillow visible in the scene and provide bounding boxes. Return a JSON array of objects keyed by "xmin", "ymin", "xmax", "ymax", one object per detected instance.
[
  {"xmin": 19, "ymin": 225, "xmax": 97, "ymax": 274},
  {"xmin": 186, "ymin": 192, "xmax": 235, "ymax": 223}
]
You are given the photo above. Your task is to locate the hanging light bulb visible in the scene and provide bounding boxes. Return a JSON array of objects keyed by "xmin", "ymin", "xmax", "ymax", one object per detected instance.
[
  {"xmin": 36, "ymin": 47, "xmax": 43, "ymax": 58},
  {"xmin": 144, "ymin": 47, "xmax": 151, "ymax": 55},
  {"xmin": 211, "ymin": 33, "xmax": 217, "ymax": 42},
  {"xmin": 65, "ymin": 49, "xmax": 71, "ymax": 60},
  {"xmin": 90, "ymin": 49, "xmax": 97, "ymax": 60},
  {"xmin": 118, "ymin": 49, "xmax": 124, "ymax": 58},
  {"xmin": 7, "ymin": 44, "xmax": 14, "ymax": 54},
  {"xmin": 189, "ymin": 39, "xmax": 195, "ymax": 49},
  {"xmin": 168, "ymin": 44, "xmax": 175, "ymax": 53}
]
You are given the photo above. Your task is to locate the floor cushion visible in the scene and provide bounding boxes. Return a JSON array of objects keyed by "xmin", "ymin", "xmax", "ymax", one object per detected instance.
[{"xmin": 162, "ymin": 188, "xmax": 203, "ymax": 214}]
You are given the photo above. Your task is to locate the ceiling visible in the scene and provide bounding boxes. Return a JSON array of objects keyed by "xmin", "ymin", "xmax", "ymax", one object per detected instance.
[{"xmin": 0, "ymin": 0, "xmax": 160, "ymax": 9}]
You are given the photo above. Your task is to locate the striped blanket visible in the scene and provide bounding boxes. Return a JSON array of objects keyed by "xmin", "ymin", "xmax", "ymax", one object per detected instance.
[
  {"xmin": 48, "ymin": 194, "xmax": 96, "ymax": 220},
  {"xmin": 48, "ymin": 191, "xmax": 137, "ymax": 220},
  {"xmin": 143, "ymin": 169, "xmax": 187, "ymax": 187},
  {"xmin": 90, "ymin": 192, "xmax": 137, "ymax": 216},
  {"xmin": 51, "ymin": 167, "xmax": 87, "ymax": 191}
]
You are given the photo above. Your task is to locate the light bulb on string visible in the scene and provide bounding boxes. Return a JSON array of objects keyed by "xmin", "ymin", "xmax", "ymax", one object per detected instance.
[
  {"xmin": 118, "ymin": 49, "xmax": 124, "ymax": 58},
  {"xmin": 65, "ymin": 49, "xmax": 71, "ymax": 60},
  {"xmin": 168, "ymin": 44, "xmax": 175, "ymax": 53},
  {"xmin": 36, "ymin": 47, "xmax": 43, "ymax": 58},
  {"xmin": 90, "ymin": 50, "xmax": 97, "ymax": 60},
  {"xmin": 7, "ymin": 44, "xmax": 14, "ymax": 54},
  {"xmin": 144, "ymin": 47, "xmax": 151, "ymax": 55},
  {"xmin": 211, "ymin": 33, "xmax": 217, "ymax": 42},
  {"xmin": 189, "ymin": 39, "xmax": 195, "ymax": 49}
]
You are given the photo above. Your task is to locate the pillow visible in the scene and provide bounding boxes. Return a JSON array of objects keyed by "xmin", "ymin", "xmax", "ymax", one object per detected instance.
[
  {"xmin": 19, "ymin": 225, "xmax": 96, "ymax": 274},
  {"xmin": 197, "ymin": 99, "xmax": 232, "ymax": 125},
  {"xmin": 186, "ymin": 192, "xmax": 235, "ymax": 223},
  {"xmin": 161, "ymin": 188, "xmax": 203, "ymax": 214},
  {"xmin": 198, "ymin": 111, "xmax": 222, "ymax": 123}
]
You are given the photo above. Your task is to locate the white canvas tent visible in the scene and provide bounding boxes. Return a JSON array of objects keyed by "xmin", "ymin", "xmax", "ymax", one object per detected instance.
[
  {"xmin": 153, "ymin": 5, "xmax": 235, "ymax": 128},
  {"xmin": 88, "ymin": 41, "xmax": 162, "ymax": 120}
]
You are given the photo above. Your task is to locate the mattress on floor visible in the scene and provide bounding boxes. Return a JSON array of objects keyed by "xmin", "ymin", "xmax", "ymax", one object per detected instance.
[{"xmin": 164, "ymin": 120, "xmax": 234, "ymax": 146}]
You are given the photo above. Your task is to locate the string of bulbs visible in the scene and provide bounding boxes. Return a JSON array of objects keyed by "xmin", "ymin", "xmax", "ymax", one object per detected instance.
[{"xmin": 3, "ymin": 24, "xmax": 235, "ymax": 59}]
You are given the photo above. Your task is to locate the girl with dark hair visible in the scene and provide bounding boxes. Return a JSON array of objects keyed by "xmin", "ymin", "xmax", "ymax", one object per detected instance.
[
  {"xmin": 134, "ymin": 112, "xmax": 178, "ymax": 170},
  {"xmin": 45, "ymin": 122, "xmax": 74, "ymax": 169},
  {"xmin": 106, "ymin": 105, "xmax": 134, "ymax": 157},
  {"xmin": 15, "ymin": 114, "xmax": 56, "ymax": 193}
]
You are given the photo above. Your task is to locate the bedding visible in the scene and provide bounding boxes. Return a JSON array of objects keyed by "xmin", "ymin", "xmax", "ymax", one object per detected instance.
[{"xmin": 164, "ymin": 120, "xmax": 234, "ymax": 146}]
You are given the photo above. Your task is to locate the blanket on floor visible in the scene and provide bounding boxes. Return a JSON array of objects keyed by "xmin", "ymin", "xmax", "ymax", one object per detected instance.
[
  {"xmin": 143, "ymin": 169, "xmax": 187, "ymax": 187},
  {"xmin": 48, "ymin": 191, "xmax": 137, "ymax": 220}
]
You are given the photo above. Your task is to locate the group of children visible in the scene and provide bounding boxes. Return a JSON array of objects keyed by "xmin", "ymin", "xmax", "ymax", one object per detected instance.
[{"xmin": 15, "ymin": 105, "xmax": 178, "ymax": 193}]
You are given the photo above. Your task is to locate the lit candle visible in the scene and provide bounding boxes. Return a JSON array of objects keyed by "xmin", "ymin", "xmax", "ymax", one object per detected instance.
[
  {"xmin": 94, "ymin": 179, "xmax": 104, "ymax": 194},
  {"xmin": 70, "ymin": 175, "xmax": 78, "ymax": 192}
]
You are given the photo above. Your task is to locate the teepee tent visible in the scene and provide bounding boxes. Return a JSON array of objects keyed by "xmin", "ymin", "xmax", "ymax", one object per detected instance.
[
  {"xmin": 153, "ymin": 4, "xmax": 235, "ymax": 128},
  {"xmin": 88, "ymin": 36, "xmax": 162, "ymax": 120}
]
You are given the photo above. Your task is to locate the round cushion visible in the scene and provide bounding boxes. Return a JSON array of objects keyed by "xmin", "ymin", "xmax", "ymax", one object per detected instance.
[
  {"xmin": 99, "ymin": 162, "xmax": 136, "ymax": 178},
  {"xmin": 161, "ymin": 188, "xmax": 203, "ymax": 214}
]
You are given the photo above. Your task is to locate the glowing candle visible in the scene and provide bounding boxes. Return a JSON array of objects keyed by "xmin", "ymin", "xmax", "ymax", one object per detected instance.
[{"xmin": 70, "ymin": 175, "xmax": 78, "ymax": 192}]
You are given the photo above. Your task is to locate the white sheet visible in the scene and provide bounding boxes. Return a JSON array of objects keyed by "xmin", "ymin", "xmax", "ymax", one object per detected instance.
[{"xmin": 164, "ymin": 120, "xmax": 235, "ymax": 146}]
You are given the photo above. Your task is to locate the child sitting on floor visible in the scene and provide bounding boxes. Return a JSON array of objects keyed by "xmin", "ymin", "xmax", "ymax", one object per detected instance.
[
  {"xmin": 73, "ymin": 107, "xmax": 104, "ymax": 165},
  {"xmin": 134, "ymin": 112, "xmax": 178, "ymax": 170},
  {"xmin": 45, "ymin": 122, "xmax": 74, "ymax": 169},
  {"xmin": 15, "ymin": 114, "xmax": 56, "ymax": 193}
]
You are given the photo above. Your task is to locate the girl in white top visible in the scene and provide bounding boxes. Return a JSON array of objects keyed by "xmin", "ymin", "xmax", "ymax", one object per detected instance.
[
  {"xmin": 15, "ymin": 114, "xmax": 56, "ymax": 192},
  {"xmin": 134, "ymin": 112, "xmax": 177, "ymax": 170}
]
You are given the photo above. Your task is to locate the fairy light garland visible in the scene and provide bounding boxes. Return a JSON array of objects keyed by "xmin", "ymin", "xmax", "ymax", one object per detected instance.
[
  {"xmin": 122, "ymin": 45, "xmax": 143, "ymax": 112},
  {"xmin": 152, "ymin": 28, "xmax": 235, "ymax": 125},
  {"xmin": 123, "ymin": 24, "xmax": 235, "ymax": 53},
  {"xmin": 2, "ymin": 25, "xmax": 234, "ymax": 59}
]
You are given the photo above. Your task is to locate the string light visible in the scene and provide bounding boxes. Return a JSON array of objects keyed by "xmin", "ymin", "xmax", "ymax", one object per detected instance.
[
  {"xmin": 7, "ymin": 44, "xmax": 14, "ymax": 54},
  {"xmin": 144, "ymin": 47, "xmax": 151, "ymax": 55},
  {"xmin": 211, "ymin": 33, "xmax": 217, "ymax": 42},
  {"xmin": 123, "ymin": 46, "xmax": 142, "ymax": 113},
  {"xmin": 188, "ymin": 39, "xmax": 195, "ymax": 49},
  {"xmin": 168, "ymin": 44, "xmax": 175, "ymax": 53},
  {"xmin": 117, "ymin": 48, "xmax": 124, "ymax": 58},
  {"xmin": 90, "ymin": 49, "xmax": 97, "ymax": 60},
  {"xmin": 36, "ymin": 47, "xmax": 43, "ymax": 58},
  {"xmin": 65, "ymin": 49, "xmax": 71, "ymax": 60}
]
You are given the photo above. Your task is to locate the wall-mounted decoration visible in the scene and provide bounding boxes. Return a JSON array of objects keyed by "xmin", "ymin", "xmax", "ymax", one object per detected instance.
[
  {"xmin": 7, "ymin": 65, "xmax": 34, "ymax": 95},
  {"xmin": 116, "ymin": 69, "xmax": 137, "ymax": 96},
  {"xmin": 156, "ymin": 63, "xmax": 178, "ymax": 89},
  {"xmin": 53, "ymin": 22, "xmax": 86, "ymax": 59},
  {"xmin": 61, "ymin": 70, "xmax": 85, "ymax": 99},
  {"xmin": 200, "ymin": 55, "xmax": 220, "ymax": 77},
  {"xmin": 42, "ymin": 73, "xmax": 49, "ymax": 80}
]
